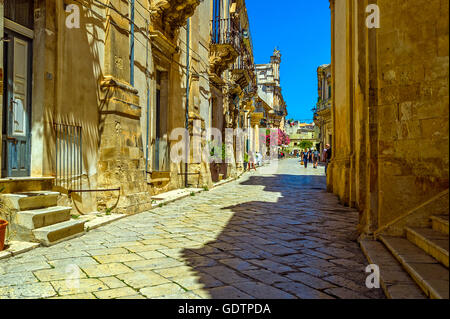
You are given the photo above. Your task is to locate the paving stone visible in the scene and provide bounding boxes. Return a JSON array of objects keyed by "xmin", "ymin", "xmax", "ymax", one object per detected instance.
[
  {"xmin": 274, "ymin": 282, "xmax": 335, "ymax": 299},
  {"xmin": 139, "ymin": 283, "xmax": 186, "ymax": 298},
  {"xmin": 86, "ymin": 248, "xmax": 129, "ymax": 256},
  {"xmin": 93, "ymin": 253, "xmax": 144, "ymax": 264},
  {"xmin": 286, "ymin": 272, "xmax": 337, "ymax": 290},
  {"xmin": 50, "ymin": 292, "xmax": 97, "ymax": 299},
  {"xmin": 241, "ymin": 269, "xmax": 290, "ymax": 285},
  {"xmin": 47, "ymin": 256, "xmax": 99, "ymax": 268},
  {"xmin": 247, "ymin": 259, "xmax": 294, "ymax": 273},
  {"xmin": 0, "ymin": 271, "xmax": 39, "ymax": 286},
  {"xmin": 51, "ymin": 278, "xmax": 108, "ymax": 296},
  {"xmin": 94, "ymin": 287, "xmax": 138, "ymax": 299},
  {"xmin": 324, "ymin": 287, "xmax": 370, "ymax": 299},
  {"xmin": 116, "ymin": 270, "xmax": 170, "ymax": 289},
  {"xmin": 153, "ymin": 266, "xmax": 196, "ymax": 278},
  {"xmin": 81, "ymin": 263, "xmax": 134, "ymax": 278},
  {"xmin": 0, "ymin": 160, "xmax": 387, "ymax": 299},
  {"xmin": 124, "ymin": 258, "xmax": 184, "ymax": 271},
  {"xmin": 323, "ymin": 275, "xmax": 368, "ymax": 292},
  {"xmin": 193, "ymin": 286, "xmax": 254, "ymax": 299},
  {"xmin": 100, "ymin": 276, "xmax": 127, "ymax": 289},
  {"xmin": 197, "ymin": 266, "xmax": 248, "ymax": 285},
  {"xmin": 33, "ymin": 267, "xmax": 87, "ymax": 282},
  {"xmin": 171, "ymin": 273, "xmax": 224, "ymax": 290},
  {"xmin": 3, "ymin": 260, "xmax": 52, "ymax": 273},
  {"xmin": 232, "ymin": 282, "xmax": 296, "ymax": 299},
  {"xmin": 219, "ymin": 258, "xmax": 259, "ymax": 271},
  {"xmin": 0, "ymin": 282, "xmax": 56, "ymax": 299},
  {"xmin": 136, "ymin": 251, "xmax": 167, "ymax": 260}
]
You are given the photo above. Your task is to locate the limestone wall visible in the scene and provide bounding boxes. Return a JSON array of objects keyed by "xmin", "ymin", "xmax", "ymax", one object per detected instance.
[{"xmin": 330, "ymin": 0, "xmax": 449, "ymax": 235}]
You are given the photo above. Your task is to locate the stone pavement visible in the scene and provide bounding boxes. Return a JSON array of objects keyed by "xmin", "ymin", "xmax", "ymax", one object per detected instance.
[{"xmin": 0, "ymin": 159, "xmax": 385, "ymax": 299}]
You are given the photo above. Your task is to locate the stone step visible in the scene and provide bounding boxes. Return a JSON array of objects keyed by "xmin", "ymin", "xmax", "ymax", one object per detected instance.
[
  {"xmin": 379, "ymin": 235, "xmax": 449, "ymax": 299},
  {"xmin": 406, "ymin": 227, "xmax": 449, "ymax": 268},
  {"xmin": 431, "ymin": 215, "xmax": 449, "ymax": 235},
  {"xmin": 16, "ymin": 206, "xmax": 72, "ymax": 230},
  {"xmin": 32, "ymin": 220, "xmax": 86, "ymax": 246},
  {"xmin": 0, "ymin": 191, "xmax": 59, "ymax": 211},
  {"xmin": 148, "ymin": 178, "xmax": 170, "ymax": 184},
  {"xmin": 359, "ymin": 238, "xmax": 426, "ymax": 299}
]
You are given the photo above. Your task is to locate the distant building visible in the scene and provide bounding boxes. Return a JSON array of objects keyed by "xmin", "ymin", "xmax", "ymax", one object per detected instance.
[
  {"xmin": 255, "ymin": 49, "xmax": 288, "ymax": 130},
  {"xmin": 313, "ymin": 64, "xmax": 332, "ymax": 154},
  {"xmin": 285, "ymin": 121, "xmax": 319, "ymax": 154}
]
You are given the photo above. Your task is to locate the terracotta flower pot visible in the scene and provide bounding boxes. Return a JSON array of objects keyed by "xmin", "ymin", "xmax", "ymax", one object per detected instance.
[{"xmin": 0, "ymin": 219, "xmax": 8, "ymax": 251}]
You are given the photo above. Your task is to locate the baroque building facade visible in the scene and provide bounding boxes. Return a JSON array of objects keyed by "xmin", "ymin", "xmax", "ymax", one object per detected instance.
[
  {"xmin": 313, "ymin": 64, "xmax": 333, "ymax": 154},
  {"xmin": 255, "ymin": 49, "xmax": 287, "ymax": 131},
  {"xmin": 0, "ymin": 0, "xmax": 265, "ymax": 235},
  {"xmin": 329, "ymin": 0, "xmax": 449, "ymax": 298}
]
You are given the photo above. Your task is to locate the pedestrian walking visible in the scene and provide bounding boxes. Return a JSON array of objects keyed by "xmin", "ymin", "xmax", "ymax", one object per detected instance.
[
  {"xmin": 323, "ymin": 144, "xmax": 332, "ymax": 175},
  {"xmin": 302, "ymin": 149, "xmax": 309, "ymax": 168},
  {"xmin": 313, "ymin": 149, "xmax": 320, "ymax": 168}
]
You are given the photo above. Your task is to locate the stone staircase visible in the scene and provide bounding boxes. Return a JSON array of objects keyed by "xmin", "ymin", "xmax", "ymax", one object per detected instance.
[
  {"xmin": 361, "ymin": 214, "xmax": 449, "ymax": 299},
  {"xmin": 1, "ymin": 191, "xmax": 85, "ymax": 246}
]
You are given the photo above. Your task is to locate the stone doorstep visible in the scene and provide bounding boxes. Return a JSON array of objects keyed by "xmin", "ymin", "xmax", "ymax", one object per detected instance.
[
  {"xmin": 32, "ymin": 219, "xmax": 86, "ymax": 247},
  {"xmin": 405, "ymin": 227, "xmax": 449, "ymax": 268},
  {"xmin": 16, "ymin": 206, "xmax": 72, "ymax": 230},
  {"xmin": 0, "ymin": 191, "xmax": 59, "ymax": 211},
  {"xmin": 359, "ymin": 238, "xmax": 427, "ymax": 299},
  {"xmin": 379, "ymin": 235, "xmax": 449, "ymax": 299},
  {"xmin": 431, "ymin": 215, "xmax": 449, "ymax": 235}
]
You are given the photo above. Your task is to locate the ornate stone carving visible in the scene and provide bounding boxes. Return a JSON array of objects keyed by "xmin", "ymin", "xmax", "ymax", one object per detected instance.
[
  {"xmin": 151, "ymin": 0, "xmax": 200, "ymax": 31},
  {"xmin": 209, "ymin": 44, "xmax": 239, "ymax": 78}
]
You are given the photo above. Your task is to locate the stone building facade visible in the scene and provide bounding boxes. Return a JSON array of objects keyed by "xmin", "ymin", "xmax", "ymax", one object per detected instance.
[
  {"xmin": 0, "ymin": 0, "xmax": 262, "ymax": 216},
  {"xmin": 313, "ymin": 64, "xmax": 333, "ymax": 154},
  {"xmin": 255, "ymin": 49, "xmax": 287, "ymax": 130},
  {"xmin": 329, "ymin": 0, "xmax": 448, "ymax": 237}
]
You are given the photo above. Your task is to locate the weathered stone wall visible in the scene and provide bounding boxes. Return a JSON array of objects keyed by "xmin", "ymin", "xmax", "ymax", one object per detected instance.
[{"xmin": 330, "ymin": 0, "xmax": 449, "ymax": 235}]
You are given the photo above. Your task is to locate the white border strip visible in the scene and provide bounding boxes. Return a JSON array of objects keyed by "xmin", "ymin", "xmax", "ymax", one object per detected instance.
[{"xmin": 4, "ymin": 18, "xmax": 34, "ymax": 39}]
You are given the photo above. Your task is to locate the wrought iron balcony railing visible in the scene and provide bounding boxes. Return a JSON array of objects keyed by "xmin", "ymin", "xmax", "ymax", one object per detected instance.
[{"xmin": 211, "ymin": 18, "xmax": 240, "ymax": 51}]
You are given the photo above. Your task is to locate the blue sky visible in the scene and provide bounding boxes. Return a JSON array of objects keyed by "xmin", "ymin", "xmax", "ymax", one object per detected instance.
[{"xmin": 246, "ymin": 0, "xmax": 331, "ymax": 122}]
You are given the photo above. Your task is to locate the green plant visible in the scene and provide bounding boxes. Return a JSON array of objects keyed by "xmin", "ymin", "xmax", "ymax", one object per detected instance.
[
  {"xmin": 71, "ymin": 214, "xmax": 79, "ymax": 219},
  {"xmin": 105, "ymin": 207, "xmax": 112, "ymax": 216},
  {"xmin": 159, "ymin": 203, "xmax": 163, "ymax": 208},
  {"xmin": 299, "ymin": 140, "xmax": 314, "ymax": 150},
  {"xmin": 203, "ymin": 185, "xmax": 209, "ymax": 191},
  {"xmin": 190, "ymin": 192, "xmax": 195, "ymax": 196}
]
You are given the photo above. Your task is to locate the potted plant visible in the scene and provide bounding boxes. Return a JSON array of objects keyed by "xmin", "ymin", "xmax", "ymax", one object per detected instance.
[{"xmin": 0, "ymin": 187, "xmax": 11, "ymax": 251}]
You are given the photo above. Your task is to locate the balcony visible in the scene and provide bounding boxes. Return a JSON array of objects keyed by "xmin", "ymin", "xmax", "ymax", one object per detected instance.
[
  {"xmin": 316, "ymin": 98, "xmax": 332, "ymax": 113},
  {"xmin": 209, "ymin": 18, "xmax": 240, "ymax": 78},
  {"xmin": 231, "ymin": 48, "xmax": 254, "ymax": 89},
  {"xmin": 151, "ymin": 0, "xmax": 200, "ymax": 33}
]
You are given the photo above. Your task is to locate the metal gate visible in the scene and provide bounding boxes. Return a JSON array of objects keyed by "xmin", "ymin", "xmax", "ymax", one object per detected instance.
[{"xmin": 54, "ymin": 123, "xmax": 82, "ymax": 190}]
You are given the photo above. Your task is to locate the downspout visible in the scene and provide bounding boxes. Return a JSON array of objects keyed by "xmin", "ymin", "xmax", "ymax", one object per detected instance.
[
  {"xmin": 130, "ymin": 0, "xmax": 135, "ymax": 86},
  {"xmin": 185, "ymin": 18, "xmax": 190, "ymax": 188},
  {"xmin": 145, "ymin": 19, "xmax": 150, "ymax": 176}
]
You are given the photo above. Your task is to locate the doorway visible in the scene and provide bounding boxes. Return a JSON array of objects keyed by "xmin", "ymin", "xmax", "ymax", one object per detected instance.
[
  {"xmin": 153, "ymin": 70, "xmax": 169, "ymax": 172},
  {"xmin": 1, "ymin": 29, "xmax": 33, "ymax": 177}
]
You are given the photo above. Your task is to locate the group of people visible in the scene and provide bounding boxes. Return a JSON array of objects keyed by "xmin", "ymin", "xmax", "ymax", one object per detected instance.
[{"xmin": 299, "ymin": 144, "xmax": 332, "ymax": 174}]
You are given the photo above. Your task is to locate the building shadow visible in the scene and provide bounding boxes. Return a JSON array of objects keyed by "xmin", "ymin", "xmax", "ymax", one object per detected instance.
[{"xmin": 180, "ymin": 173, "xmax": 379, "ymax": 299}]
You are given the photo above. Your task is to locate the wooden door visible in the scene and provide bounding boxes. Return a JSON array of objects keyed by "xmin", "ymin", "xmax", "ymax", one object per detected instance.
[{"xmin": 2, "ymin": 30, "xmax": 32, "ymax": 177}]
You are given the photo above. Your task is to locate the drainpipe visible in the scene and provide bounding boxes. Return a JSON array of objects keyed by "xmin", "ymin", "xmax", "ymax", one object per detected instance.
[
  {"xmin": 185, "ymin": 18, "xmax": 190, "ymax": 188},
  {"xmin": 145, "ymin": 19, "xmax": 150, "ymax": 176},
  {"xmin": 130, "ymin": 0, "xmax": 135, "ymax": 86}
]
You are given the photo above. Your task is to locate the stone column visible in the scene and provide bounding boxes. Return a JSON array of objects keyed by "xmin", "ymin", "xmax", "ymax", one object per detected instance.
[{"xmin": 97, "ymin": 0, "xmax": 149, "ymax": 214}]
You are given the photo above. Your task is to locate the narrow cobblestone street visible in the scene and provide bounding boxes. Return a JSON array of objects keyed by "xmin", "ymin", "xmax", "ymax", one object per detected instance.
[{"xmin": 0, "ymin": 159, "xmax": 385, "ymax": 299}]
